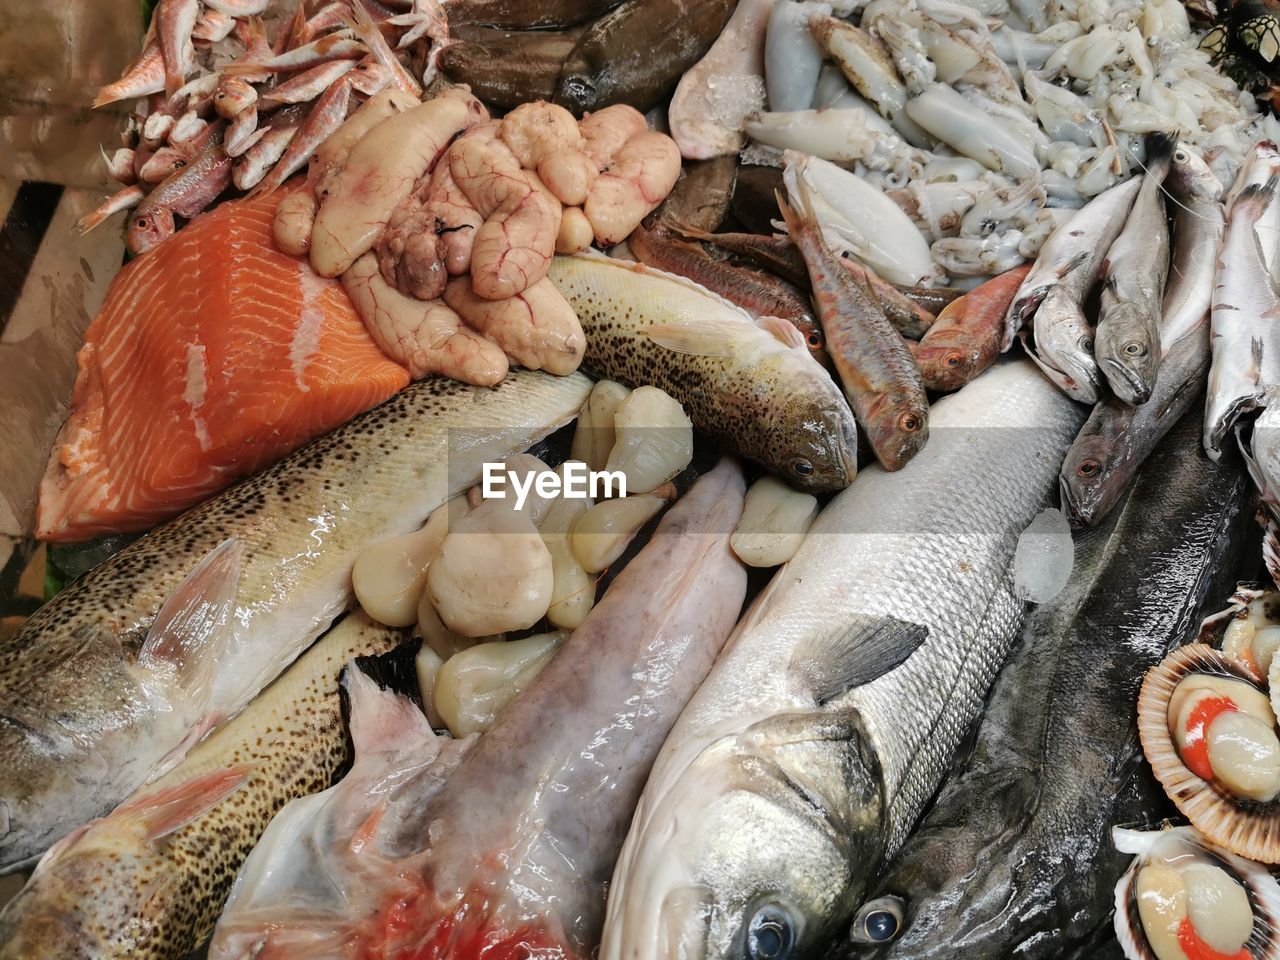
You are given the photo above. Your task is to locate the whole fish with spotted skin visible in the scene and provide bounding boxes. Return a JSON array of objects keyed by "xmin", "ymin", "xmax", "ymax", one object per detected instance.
[
  {"xmin": 601, "ymin": 359, "xmax": 1086, "ymax": 960},
  {"xmin": 547, "ymin": 254, "xmax": 858, "ymax": 491},
  {"xmin": 0, "ymin": 370, "xmax": 590, "ymax": 873},
  {"xmin": 0, "ymin": 613, "xmax": 407, "ymax": 960}
]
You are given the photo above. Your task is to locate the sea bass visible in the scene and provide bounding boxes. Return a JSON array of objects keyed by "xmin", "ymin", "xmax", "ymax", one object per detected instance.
[
  {"xmin": 209, "ymin": 461, "xmax": 749, "ymax": 960},
  {"xmin": 547, "ymin": 254, "xmax": 858, "ymax": 492},
  {"xmin": 855, "ymin": 410, "xmax": 1250, "ymax": 960},
  {"xmin": 0, "ymin": 370, "xmax": 590, "ymax": 871},
  {"xmin": 0, "ymin": 613, "xmax": 409, "ymax": 960},
  {"xmin": 602, "ymin": 359, "xmax": 1086, "ymax": 960}
]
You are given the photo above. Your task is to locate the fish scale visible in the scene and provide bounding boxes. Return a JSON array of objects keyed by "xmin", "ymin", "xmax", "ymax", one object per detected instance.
[
  {"xmin": 602, "ymin": 358, "xmax": 1085, "ymax": 960},
  {"xmin": 0, "ymin": 369, "xmax": 591, "ymax": 873},
  {"xmin": 0, "ymin": 613, "xmax": 408, "ymax": 960}
]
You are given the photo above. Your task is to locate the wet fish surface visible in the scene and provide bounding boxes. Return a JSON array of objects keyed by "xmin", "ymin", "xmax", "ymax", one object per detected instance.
[
  {"xmin": 856, "ymin": 411, "xmax": 1250, "ymax": 960},
  {"xmin": 547, "ymin": 253, "xmax": 858, "ymax": 492},
  {"xmin": 602, "ymin": 359, "xmax": 1086, "ymax": 960},
  {"xmin": 0, "ymin": 613, "xmax": 409, "ymax": 960},
  {"xmin": 0, "ymin": 370, "xmax": 590, "ymax": 871},
  {"xmin": 447, "ymin": 0, "xmax": 627, "ymax": 29}
]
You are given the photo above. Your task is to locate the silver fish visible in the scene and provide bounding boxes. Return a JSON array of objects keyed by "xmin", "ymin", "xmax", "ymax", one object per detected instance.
[
  {"xmin": 1159, "ymin": 141, "xmax": 1225, "ymax": 351},
  {"xmin": 601, "ymin": 359, "xmax": 1086, "ymax": 960},
  {"xmin": 1205, "ymin": 176, "xmax": 1280, "ymax": 459},
  {"xmin": 0, "ymin": 370, "xmax": 590, "ymax": 871},
  {"xmin": 1094, "ymin": 138, "xmax": 1174, "ymax": 405},
  {"xmin": 1003, "ymin": 176, "xmax": 1142, "ymax": 350}
]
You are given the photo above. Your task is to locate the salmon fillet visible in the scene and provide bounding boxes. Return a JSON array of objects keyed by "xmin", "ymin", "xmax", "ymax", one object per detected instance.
[{"xmin": 36, "ymin": 188, "xmax": 410, "ymax": 543}]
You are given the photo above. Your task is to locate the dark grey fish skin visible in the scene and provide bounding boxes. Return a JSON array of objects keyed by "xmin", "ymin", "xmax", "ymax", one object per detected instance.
[
  {"xmin": 843, "ymin": 410, "xmax": 1252, "ymax": 960},
  {"xmin": 1060, "ymin": 326, "xmax": 1210, "ymax": 527},
  {"xmin": 654, "ymin": 155, "xmax": 739, "ymax": 234}
]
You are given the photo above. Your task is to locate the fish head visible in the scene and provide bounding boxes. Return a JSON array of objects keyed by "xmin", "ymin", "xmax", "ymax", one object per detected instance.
[
  {"xmin": 1095, "ymin": 305, "xmax": 1159, "ymax": 405},
  {"xmin": 913, "ymin": 337, "xmax": 982, "ymax": 394},
  {"xmin": 778, "ymin": 387, "xmax": 860, "ymax": 491},
  {"xmin": 126, "ymin": 205, "xmax": 176, "ymax": 256},
  {"xmin": 1059, "ymin": 428, "xmax": 1123, "ymax": 527},
  {"xmin": 603, "ymin": 713, "xmax": 885, "ymax": 960},
  {"xmin": 860, "ymin": 391, "xmax": 930, "ymax": 472},
  {"xmin": 1168, "ymin": 141, "xmax": 1224, "ymax": 203},
  {"xmin": 841, "ymin": 768, "xmax": 1067, "ymax": 960}
]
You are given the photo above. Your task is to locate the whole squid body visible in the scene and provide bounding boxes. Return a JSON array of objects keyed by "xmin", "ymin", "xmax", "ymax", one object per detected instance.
[
  {"xmin": 1061, "ymin": 144, "xmax": 1225, "ymax": 528},
  {"xmin": 554, "ymin": 0, "xmax": 738, "ymax": 115},
  {"xmin": 547, "ymin": 253, "xmax": 859, "ymax": 492},
  {"xmin": 0, "ymin": 370, "xmax": 590, "ymax": 872},
  {"xmin": 208, "ymin": 462, "xmax": 750, "ymax": 960},
  {"xmin": 1006, "ymin": 176, "xmax": 1143, "ymax": 403},
  {"xmin": 850, "ymin": 410, "xmax": 1251, "ymax": 960},
  {"xmin": 1093, "ymin": 136, "xmax": 1175, "ymax": 405},
  {"xmin": 0, "ymin": 613, "xmax": 409, "ymax": 960},
  {"xmin": 601, "ymin": 359, "xmax": 1087, "ymax": 960},
  {"xmin": 1205, "ymin": 161, "xmax": 1280, "ymax": 459}
]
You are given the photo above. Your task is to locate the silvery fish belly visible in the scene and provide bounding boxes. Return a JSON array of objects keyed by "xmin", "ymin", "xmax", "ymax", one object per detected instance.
[
  {"xmin": 601, "ymin": 359, "xmax": 1086, "ymax": 960},
  {"xmin": 0, "ymin": 370, "xmax": 591, "ymax": 872}
]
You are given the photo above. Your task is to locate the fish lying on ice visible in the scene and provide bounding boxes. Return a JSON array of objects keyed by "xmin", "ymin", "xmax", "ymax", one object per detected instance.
[
  {"xmin": 209, "ymin": 461, "xmax": 749, "ymax": 960},
  {"xmin": 0, "ymin": 369, "xmax": 590, "ymax": 872},
  {"xmin": 0, "ymin": 613, "xmax": 410, "ymax": 960},
  {"xmin": 601, "ymin": 358, "xmax": 1086, "ymax": 960},
  {"xmin": 547, "ymin": 253, "xmax": 858, "ymax": 492},
  {"xmin": 852, "ymin": 410, "xmax": 1250, "ymax": 960}
]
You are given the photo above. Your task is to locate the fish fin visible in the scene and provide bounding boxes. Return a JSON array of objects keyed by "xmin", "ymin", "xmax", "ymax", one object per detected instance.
[
  {"xmin": 643, "ymin": 322, "xmax": 741, "ymax": 357},
  {"xmin": 1057, "ymin": 250, "xmax": 1090, "ymax": 279},
  {"xmin": 342, "ymin": 661, "xmax": 436, "ymax": 757},
  {"xmin": 137, "ymin": 537, "xmax": 245, "ymax": 702},
  {"xmin": 115, "ymin": 763, "xmax": 256, "ymax": 842},
  {"xmin": 791, "ymin": 613, "xmax": 928, "ymax": 705},
  {"xmin": 756, "ymin": 315, "xmax": 807, "ymax": 351}
]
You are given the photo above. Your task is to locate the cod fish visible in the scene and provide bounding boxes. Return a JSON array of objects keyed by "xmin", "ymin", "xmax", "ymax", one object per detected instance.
[
  {"xmin": 0, "ymin": 370, "xmax": 590, "ymax": 872},
  {"xmin": 853, "ymin": 410, "xmax": 1250, "ymax": 960},
  {"xmin": 0, "ymin": 613, "xmax": 409, "ymax": 960},
  {"xmin": 209, "ymin": 461, "xmax": 749, "ymax": 960},
  {"xmin": 547, "ymin": 254, "xmax": 858, "ymax": 492},
  {"xmin": 602, "ymin": 359, "xmax": 1086, "ymax": 960}
]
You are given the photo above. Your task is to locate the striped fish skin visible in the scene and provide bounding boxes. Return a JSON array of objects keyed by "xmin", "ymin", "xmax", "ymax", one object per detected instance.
[
  {"xmin": 601, "ymin": 360, "xmax": 1086, "ymax": 960},
  {"xmin": 0, "ymin": 613, "xmax": 408, "ymax": 960},
  {"xmin": 0, "ymin": 369, "xmax": 591, "ymax": 872}
]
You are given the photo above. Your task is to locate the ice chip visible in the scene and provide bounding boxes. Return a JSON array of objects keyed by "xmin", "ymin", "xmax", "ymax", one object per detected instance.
[{"xmin": 1013, "ymin": 507, "xmax": 1074, "ymax": 604}]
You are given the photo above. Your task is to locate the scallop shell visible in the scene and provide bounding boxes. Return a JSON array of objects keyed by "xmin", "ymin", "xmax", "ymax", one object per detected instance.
[
  {"xmin": 1113, "ymin": 824, "xmax": 1280, "ymax": 960},
  {"xmin": 1201, "ymin": 583, "xmax": 1272, "ymax": 645},
  {"xmin": 1138, "ymin": 644, "xmax": 1280, "ymax": 863}
]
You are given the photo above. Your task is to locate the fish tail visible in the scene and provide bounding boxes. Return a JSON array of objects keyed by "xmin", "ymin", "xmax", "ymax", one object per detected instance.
[
  {"xmin": 1236, "ymin": 178, "xmax": 1279, "ymax": 220},
  {"xmin": 1145, "ymin": 130, "xmax": 1178, "ymax": 166},
  {"xmin": 774, "ymin": 188, "xmax": 812, "ymax": 240}
]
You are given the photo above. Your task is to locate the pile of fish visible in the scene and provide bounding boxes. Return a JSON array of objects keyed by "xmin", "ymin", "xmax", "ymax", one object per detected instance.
[{"xmin": 85, "ymin": 0, "xmax": 442, "ymax": 253}]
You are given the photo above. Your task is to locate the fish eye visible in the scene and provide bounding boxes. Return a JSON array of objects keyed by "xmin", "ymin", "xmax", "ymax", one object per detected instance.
[
  {"xmin": 1175, "ymin": 148, "xmax": 1189, "ymax": 162},
  {"xmin": 850, "ymin": 896, "xmax": 906, "ymax": 944},
  {"xmin": 1123, "ymin": 341, "xmax": 1146, "ymax": 356},
  {"xmin": 135, "ymin": 217, "xmax": 149, "ymax": 228},
  {"xmin": 943, "ymin": 351, "xmax": 963, "ymax": 368},
  {"xmin": 899, "ymin": 412, "xmax": 923, "ymax": 433},
  {"xmin": 1077, "ymin": 458, "xmax": 1101, "ymax": 478},
  {"xmin": 791, "ymin": 458, "xmax": 814, "ymax": 478},
  {"xmin": 807, "ymin": 331, "xmax": 823, "ymax": 348},
  {"xmin": 745, "ymin": 904, "xmax": 796, "ymax": 960},
  {"xmin": 1079, "ymin": 337, "xmax": 1094, "ymax": 352}
]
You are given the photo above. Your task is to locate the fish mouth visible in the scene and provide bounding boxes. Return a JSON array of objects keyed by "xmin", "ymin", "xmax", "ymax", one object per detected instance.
[{"xmin": 1100, "ymin": 357, "xmax": 1151, "ymax": 404}]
